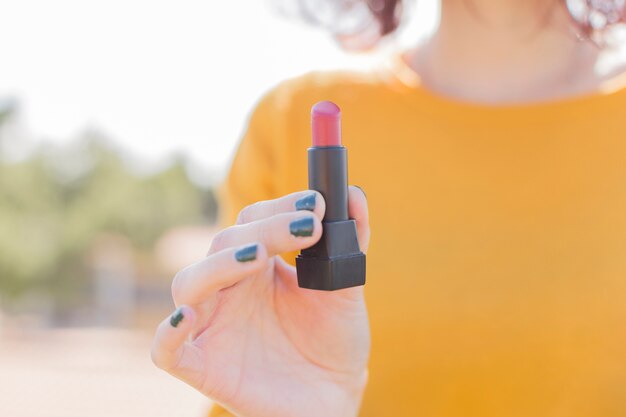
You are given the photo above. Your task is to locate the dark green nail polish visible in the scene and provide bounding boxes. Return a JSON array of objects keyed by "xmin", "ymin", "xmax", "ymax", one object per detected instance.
[
  {"xmin": 170, "ymin": 307, "xmax": 185, "ymax": 328},
  {"xmin": 235, "ymin": 243, "xmax": 258, "ymax": 262},
  {"xmin": 295, "ymin": 193, "xmax": 316, "ymax": 211},
  {"xmin": 290, "ymin": 217, "xmax": 314, "ymax": 237}
]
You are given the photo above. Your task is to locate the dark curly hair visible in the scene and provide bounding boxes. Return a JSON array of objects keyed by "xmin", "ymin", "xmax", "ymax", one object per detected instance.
[{"xmin": 285, "ymin": 0, "xmax": 626, "ymax": 47}]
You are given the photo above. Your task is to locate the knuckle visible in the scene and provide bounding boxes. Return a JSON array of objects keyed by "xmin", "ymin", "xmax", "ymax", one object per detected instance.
[
  {"xmin": 208, "ymin": 229, "xmax": 228, "ymax": 253},
  {"xmin": 258, "ymin": 218, "xmax": 279, "ymax": 252},
  {"xmin": 236, "ymin": 201, "xmax": 261, "ymax": 225},
  {"xmin": 257, "ymin": 220, "xmax": 269, "ymax": 248},
  {"xmin": 171, "ymin": 267, "xmax": 188, "ymax": 300},
  {"xmin": 236, "ymin": 206, "xmax": 250, "ymax": 225}
]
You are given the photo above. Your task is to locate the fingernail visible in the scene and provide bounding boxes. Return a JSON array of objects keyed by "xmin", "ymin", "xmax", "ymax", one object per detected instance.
[
  {"xmin": 295, "ymin": 193, "xmax": 316, "ymax": 211},
  {"xmin": 170, "ymin": 307, "xmax": 185, "ymax": 328},
  {"xmin": 235, "ymin": 243, "xmax": 258, "ymax": 262},
  {"xmin": 354, "ymin": 185, "xmax": 367, "ymax": 199},
  {"xmin": 290, "ymin": 217, "xmax": 314, "ymax": 237}
]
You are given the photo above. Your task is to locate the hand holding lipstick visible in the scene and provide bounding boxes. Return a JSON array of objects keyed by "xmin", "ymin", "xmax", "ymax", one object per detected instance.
[{"xmin": 151, "ymin": 186, "xmax": 371, "ymax": 417}]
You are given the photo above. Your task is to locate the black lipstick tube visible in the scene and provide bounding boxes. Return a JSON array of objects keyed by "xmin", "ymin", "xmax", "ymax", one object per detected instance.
[{"xmin": 296, "ymin": 102, "xmax": 366, "ymax": 291}]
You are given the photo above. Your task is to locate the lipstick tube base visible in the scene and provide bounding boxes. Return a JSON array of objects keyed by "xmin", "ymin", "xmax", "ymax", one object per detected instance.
[
  {"xmin": 296, "ymin": 253, "xmax": 366, "ymax": 291},
  {"xmin": 296, "ymin": 219, "xmax": 366, "ymax": 291}
]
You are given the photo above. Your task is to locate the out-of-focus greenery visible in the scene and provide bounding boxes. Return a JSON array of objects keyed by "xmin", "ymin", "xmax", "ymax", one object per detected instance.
[{"xmin": 0, "ymin": 104, "xmax": 217, "ymax": 307}]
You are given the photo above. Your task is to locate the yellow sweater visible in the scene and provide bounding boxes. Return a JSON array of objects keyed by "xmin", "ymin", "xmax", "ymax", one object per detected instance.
[{"xmin": 210, "ymin": 56, "xmax": 626, "ymax": 416}]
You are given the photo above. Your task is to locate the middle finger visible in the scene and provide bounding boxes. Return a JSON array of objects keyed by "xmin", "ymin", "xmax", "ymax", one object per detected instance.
[{"xmin": 209, "ymin": 212, "xmax": 322, "ymax": 257}]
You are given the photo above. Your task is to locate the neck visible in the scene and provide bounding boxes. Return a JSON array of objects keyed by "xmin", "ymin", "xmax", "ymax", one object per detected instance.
[{"xmin": 407, "ymin": 0, "xmax": 607, "ymax": 104}]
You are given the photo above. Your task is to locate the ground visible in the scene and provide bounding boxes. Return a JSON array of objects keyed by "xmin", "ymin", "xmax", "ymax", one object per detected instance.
[{"xmin": 0, "ymin": 325, "xmax": 211, "ymax": 417}]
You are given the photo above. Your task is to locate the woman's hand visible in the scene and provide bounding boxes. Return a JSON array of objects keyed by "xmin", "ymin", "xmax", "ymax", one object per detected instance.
[{"xmin": 151, "ymin": 186, "xmax": 371, "ymax": 417}]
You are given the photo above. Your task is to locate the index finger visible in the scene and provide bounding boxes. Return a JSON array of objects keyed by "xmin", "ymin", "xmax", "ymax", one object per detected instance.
[{"xmin": 235, "ymin": 190, "xmax": 326, "ymax": 225}]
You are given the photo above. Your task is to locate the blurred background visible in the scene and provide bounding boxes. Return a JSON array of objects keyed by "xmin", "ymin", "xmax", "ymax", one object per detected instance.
[{"xmin": 0, "ymin": 0, "xmax": 437, "ymax": 415}]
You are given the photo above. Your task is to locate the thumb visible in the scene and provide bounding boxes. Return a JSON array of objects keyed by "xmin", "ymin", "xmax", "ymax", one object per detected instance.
[
  {"xmin": 349, "ymin": 185, "xmax": 370, "ymax": 253},
  {"xmin": 151, "ymin": 305, "xmax": 204, "ymax": 388}
]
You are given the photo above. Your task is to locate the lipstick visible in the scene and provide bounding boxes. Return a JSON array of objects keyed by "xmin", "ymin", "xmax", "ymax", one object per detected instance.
[{"xmin": 296, "ymin": 101, "xmax": 366, "ymax": 291}]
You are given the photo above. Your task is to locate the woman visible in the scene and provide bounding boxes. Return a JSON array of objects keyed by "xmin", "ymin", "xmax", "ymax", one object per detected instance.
[{"xmin": 151, "ymin": 1, "xmax": 626, "ymax": 416}]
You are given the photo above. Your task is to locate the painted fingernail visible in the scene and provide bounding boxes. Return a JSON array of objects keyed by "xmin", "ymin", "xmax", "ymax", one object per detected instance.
[
  {"xmin": 295, "ymin": 193, "xmax": 316, "ymax": 211},
  {"xmin": 354, "ymin": 185, "xmax": 367, "ymax": 199},
  {"xmin": 235, "ymin": 243, "xmax": 258, "ymax": 262},
  {"xmin": 170, "ymin": 307, "xmax": 185, "ymax": 328},
  {"xmin": 290, "ymin": 217, "xmax": 314, "ymax": 237}
]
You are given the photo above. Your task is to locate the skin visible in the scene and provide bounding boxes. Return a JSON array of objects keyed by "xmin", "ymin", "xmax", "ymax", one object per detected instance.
[
  {"xmin": 152, "ymin": 2, "xmax": 626, "ymax": 415},
  {"xmin": 152, "ymin": 187, "xmax": 371, "ymax": 417},
  {"xmin": 407, "ymin": 0, "xmax": 626, "ymax": 104}
]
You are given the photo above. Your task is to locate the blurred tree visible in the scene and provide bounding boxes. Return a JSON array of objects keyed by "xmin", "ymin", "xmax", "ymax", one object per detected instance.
[
  {"xmin": 0, "ymin": 126, "xmax": 217, "ymax": 310},
  {"xmin": 0, "ymin": 98, "xmax": 18, "ymax": 148}
]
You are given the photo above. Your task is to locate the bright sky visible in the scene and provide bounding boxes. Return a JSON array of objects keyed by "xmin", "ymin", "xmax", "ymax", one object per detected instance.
[
  {"xmin": 9, "ymin": 1, "xmax": 622, "ymax": 185},
  {"xmin": 0, "ymin": 0, "xmax": 437, "ymax": 184}
]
